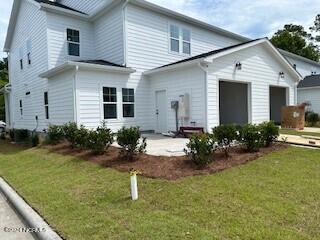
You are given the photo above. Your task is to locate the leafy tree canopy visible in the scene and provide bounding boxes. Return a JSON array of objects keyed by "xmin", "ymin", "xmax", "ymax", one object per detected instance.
[{"xmin": 271, "ymin": 24, "xmax": 320, "ymax": 62}]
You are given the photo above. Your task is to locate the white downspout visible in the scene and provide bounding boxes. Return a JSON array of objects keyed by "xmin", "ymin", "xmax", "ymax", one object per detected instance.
[
  {"xmin": 73, "ymin": 66, "xmax": 79, "ymax": 125},
  {"xmin": 198, "ymin": 61, "xmax": 210, "ymax": 132},
  {"xmin": 122, "ymin": 0, "xmax": 130, "ymax": 66}
]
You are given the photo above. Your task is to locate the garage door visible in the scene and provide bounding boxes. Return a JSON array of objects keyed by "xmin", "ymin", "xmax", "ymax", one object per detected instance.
[
  {"xmin": 219, "ymin": 81, "xmax": 248, "ymax": 125},
  {"xmin": 270, "ymin": 86, "xmax": 287, "ymax": 124}
]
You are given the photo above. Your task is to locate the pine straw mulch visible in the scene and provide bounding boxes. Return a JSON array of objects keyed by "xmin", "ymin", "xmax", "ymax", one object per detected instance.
[{"xmin": 43, "ymin": 142, "xmax": 287, "ymax": 180}]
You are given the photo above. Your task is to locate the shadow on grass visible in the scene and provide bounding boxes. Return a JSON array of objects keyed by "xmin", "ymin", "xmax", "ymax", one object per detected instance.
[{"xmin": 0, "ymin": 140, "xmax": 32, "ymax": 155}]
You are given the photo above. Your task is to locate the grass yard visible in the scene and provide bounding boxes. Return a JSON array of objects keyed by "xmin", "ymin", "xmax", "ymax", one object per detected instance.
[
  {"xmin": 0, "ymin": 141, "xmax": 319, "ymax": 240},
  {"xmin": 280, "ymin": 129, "xmax": 320, "ymax": 138}
]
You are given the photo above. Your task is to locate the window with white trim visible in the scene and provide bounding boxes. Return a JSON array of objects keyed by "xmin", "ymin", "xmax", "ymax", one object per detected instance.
[
  {"xmin": 19, "ymin": 100, "xmax": 23, "ymax": 116},
  {"xmin": 67, "ymin": 29, "xmax": 80, "ymax": 56},
  {"xmin": 122, "ymin": 88, "xmax": 135, "ymax": 118},
  {"xmin": 103, "ymin": 87, "xmax": 117, "ymax": 119},
  {"xmin": 170, "ymin": 24, "xmax": 191, "ymax": 55},
  {"xmin": 44, "ymin": 92, "xmax": 49, "ymax": 119}
]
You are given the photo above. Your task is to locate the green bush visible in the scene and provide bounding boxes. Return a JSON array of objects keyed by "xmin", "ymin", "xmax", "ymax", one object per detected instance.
[
  {"xmin": 117, "ymin": 127, "xmax": 146, "ymax": 161},
  {"xmin": 260, "ymin": 121, "xmax": 279, "ymax": 147},
  {"xmin": 306, "ymin": 112, "xmax": 319, "ymax": 126},
  {"xmin": 62, "ymin": 122, "xmax": 78, "ymax": 148},
  {"xmin": 212, "ymin": 125, "xmax": 237, "ymax": 157},
  {"xmin": 9, "ymin": 129, "xmax": 14, "ymax": 141},
  {"xmin": 239, "ymin": 124, "xmax": 263, "ymax": 152},
  {"xmin": 87, "ymin": 123, "xmax": 114, "ymax": 154},
  {"xmin": 46, "ymin": 125, "xmax": 64, "ymax": 144},
  {"xmin": 14, "ymin": 129, "xmax": 30, "ymax": 143},
  {"xmin": 184, "ymin": 133, "xmax": 216, "ymax": 166},
  {"xmin": 74, "ymin": 125, "xmax": 89, "ymax": 149},
  {"xmin": 31, "ymin": 133, "xmax": 40, "ymax": 147}
]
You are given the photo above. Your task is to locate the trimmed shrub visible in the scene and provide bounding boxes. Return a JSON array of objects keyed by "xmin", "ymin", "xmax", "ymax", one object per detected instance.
[
  {"xmin": 14, "ymin": 129, "xmax": 30, "ymax": 143},
  {"xmin": 74, "ymin": 125, "xmax": 89, "ymax": 149},
  {"xmin": 117, "ymin": 127, "xmax": 146, "ymax": 161},
  {"xmin": 212, "ymin": 125, "xmax": 237, "ymax": 157},
  {"xmin": 306, "ymin": 112, "xmax": 319, "ymax": 126},
  {"xmin": 239, "ymin": 124, "xmax": 263, "ymax": 152},
  {"xmin": 184, "ymin": 133, "xmax": 216, "ymax": 166},
  {"xmin": 260, "ymin": 121, "xmax": 279, "ymax": 147},
  {"xmin": 31, "ymin": 133, "xmax": 40, "ymax": 147},
  {"xmin": 87, "ymin": 123, "xmax": 114, "ymax": 154},
  {"xmin": 46, "ymin": 125, "xmax": 64, "ymax": 144},
  {"xmin": 62, "ymin": 122, "xmax": 78, "ymax": 148}
]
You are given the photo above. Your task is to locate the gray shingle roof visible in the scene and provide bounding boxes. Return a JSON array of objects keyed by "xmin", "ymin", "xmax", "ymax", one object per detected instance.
[
  {"xmin": 76, "ymin": 60, "xmax": 127, "ymax": 68},
  {"xmin": 34, "ymin": 0, "xmax": 86, "ymax": 14},
  {"xmin": 298, "ymin": 74, "xmax": 320, "ymax": 88}
]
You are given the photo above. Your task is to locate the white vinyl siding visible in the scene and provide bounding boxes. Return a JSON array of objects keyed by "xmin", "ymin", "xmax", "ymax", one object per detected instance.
[
  {"xmin": 48, "ymin": 70, "xmax": 75, "ymax": 125},
  {"xmin": 206, "ymin": 44, "xmax": 296, "ymax": 129},
  {"xmin": 75, "ymin": 70, "xmax": 137, "ymax": 131},
  {"xmin": 285, "ymin": 56, "xmax": 320, "ymax": 78},
  {"xmin": 298, "ymin": 88, "xmax": 320, "ymax": 114},
  {"xmin": 149, "ymin": 66, "xmax": 206, "ymax": 132},
  {"xmin": 8, "ymin": 0, "xmax": 48, "ymax": 130},
  {"xmin": 94, "ymin": 4, "xmax": 124, "ymax": 65},
  {"xmin": 46, "ymin": 12, "xmax": 94, "ymax": 68}
]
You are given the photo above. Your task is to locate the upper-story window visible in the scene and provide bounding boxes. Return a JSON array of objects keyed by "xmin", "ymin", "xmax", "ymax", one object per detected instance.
[
  {"xmin": 170, "ymin": 24, "xmax": 191, "ymax": 55},
  {"xmin": 67, "ymin": 29, "xmax": 80, "ymax": 57}
]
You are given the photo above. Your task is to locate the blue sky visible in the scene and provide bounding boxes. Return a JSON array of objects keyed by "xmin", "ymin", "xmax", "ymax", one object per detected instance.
[{"xmin": 1, "ymin": 0, "xmax": 320, "ymax": 58}]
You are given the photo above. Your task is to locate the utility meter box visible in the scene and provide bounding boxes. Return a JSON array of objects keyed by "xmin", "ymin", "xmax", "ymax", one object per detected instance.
[
  {"xmin": 171, "ymin": 101, "xmax": 179, "ymax": 110},
  {"xmin": 178, "ymin": 93, "xmax": 190, "ymax": 119}
]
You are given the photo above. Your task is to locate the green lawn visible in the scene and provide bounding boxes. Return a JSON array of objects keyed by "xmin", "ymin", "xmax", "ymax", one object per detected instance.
[
  {"xmin": 280, "ymin": 129, "xmax": 320, "ymax": 138},
  {"xmin": 0, "ymin": 141, "xmax": 319, "ymax": 240}
]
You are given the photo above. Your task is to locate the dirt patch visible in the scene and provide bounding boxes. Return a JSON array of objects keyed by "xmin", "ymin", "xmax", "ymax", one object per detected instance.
[{"xmin": 43, "ymin": 142, "xmax": 287, "ymax": 180}]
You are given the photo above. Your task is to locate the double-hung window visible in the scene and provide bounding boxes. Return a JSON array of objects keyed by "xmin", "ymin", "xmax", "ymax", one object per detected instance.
[
  {"xmin": 122, "ymin": 88, "xmax": 135, "ymax": 118},
  {"xmin": 67, "ymin": 29, "xmax": 80, "ymax": 56},
  {"xmin": 170, "ymin": 24, "xmax": 191, "ymax": 55},
  {"xmin": 170, "ymin": 25, "xmax": 180, "ymax": 53},
  {"xmin": 103, "ymin": 87, "xmax": 117, "ymax": 119},
  {"xmin": 44, "ymin": 92, "xmax": 49, "ymax": 120}
]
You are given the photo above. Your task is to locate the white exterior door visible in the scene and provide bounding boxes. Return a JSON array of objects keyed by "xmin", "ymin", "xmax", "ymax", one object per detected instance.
[{"xmin": 155, "ymin": 90, "xmax": 167, "ymax": 133}]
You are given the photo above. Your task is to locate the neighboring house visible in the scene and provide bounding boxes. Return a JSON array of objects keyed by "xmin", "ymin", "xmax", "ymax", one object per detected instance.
[
  {"xmin": 298, "ymin": 74, "xmax": 320, "ymax": 114},
  {"xmin": 1, "ymin": 0, "xmax": 319, "ymax": 133}
]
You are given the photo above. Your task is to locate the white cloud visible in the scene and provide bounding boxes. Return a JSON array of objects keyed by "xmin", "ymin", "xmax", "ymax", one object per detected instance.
[{"xmin": 148, "ymin": 0, "xmax": 320, "ymax": 38}]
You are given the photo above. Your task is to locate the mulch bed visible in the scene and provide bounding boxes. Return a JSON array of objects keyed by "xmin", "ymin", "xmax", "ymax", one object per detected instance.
[{"xmin": 43, "ymin": 142, "xmax": 287, "ymax": 180}]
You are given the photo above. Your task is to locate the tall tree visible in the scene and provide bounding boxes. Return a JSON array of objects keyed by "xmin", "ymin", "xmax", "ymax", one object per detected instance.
[
  {"xmin": 0, "ymin": 58, "xmax": 8, "ymax": 121},
  {"xmin": 271, "ymin": 24, "xmax": 320, "ymax": 62}
]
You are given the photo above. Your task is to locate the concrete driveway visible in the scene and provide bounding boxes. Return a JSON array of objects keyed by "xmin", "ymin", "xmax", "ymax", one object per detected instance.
[{"xmin": 0, "ymin": 192, "xmax": 36, "ymax": 240}]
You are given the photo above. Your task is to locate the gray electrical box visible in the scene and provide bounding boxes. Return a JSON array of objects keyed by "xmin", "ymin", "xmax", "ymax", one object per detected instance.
[{"xmin": 171, "ymin": 101, "xmax": 179, "ymax": 110}]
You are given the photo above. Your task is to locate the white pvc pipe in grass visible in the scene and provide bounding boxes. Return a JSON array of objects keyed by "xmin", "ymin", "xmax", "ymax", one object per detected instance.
[{"xmin": 130, "ymin": 175, "xmax": 138, "ymax": 201}]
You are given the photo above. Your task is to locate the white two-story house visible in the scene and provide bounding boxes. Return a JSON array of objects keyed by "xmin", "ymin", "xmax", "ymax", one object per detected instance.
[{"xmin": 2, "ymin": 0, "xmax": 320, "ymax": 133}]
